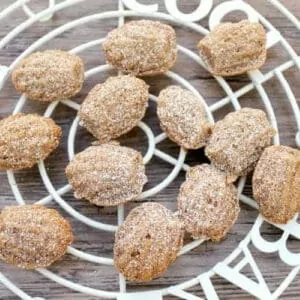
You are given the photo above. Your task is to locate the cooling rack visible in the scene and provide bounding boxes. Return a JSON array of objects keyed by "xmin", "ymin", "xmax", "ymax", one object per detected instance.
[{"xmin": 0, "ymin": 0, "xmax": 300, "ymax": 299}]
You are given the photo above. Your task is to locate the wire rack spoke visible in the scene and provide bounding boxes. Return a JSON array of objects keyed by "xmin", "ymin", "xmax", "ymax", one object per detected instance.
[
  {"xmin": 61, "ymin": 99, "xmax": 80, "ymax": 111},
  {"xmin": 67, "ymin": 246, "xmax": 113, "ymax": 265},
  {"xmin": 178, "ymin": 238, "xmax": 207, "ymax": 257},
  {"xmin": 154, "ymin": 132, "xmax": 167, "ymax": 144},
  {"xmin": 22, "ymin": 0, "xmax": 55, "ymax": 22},
  {"xmin": 35, "ymin": 183, "xmax": 72, "ymax": 205},
  {"xmin": 0, "ymin": 0, "xmax": 29, "ymax": 23},
  {"xmin": 139, "ymin": 147, "xmax": 187, "ymax": 200},
  {"xmin": 1, "ymin": 0, "xmax": 300, "ymax": 299},
  {"xmin": 239, "ymin": 194, "xmax": 258, "ymax": 210},
  {"xmin": 154, "ymin": 149, "xmax": 190, "ymax": 172}
]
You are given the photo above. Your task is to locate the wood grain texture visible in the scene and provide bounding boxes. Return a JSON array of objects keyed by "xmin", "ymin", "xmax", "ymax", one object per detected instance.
[{"xmin": 0, "ymin": 0, "xmax": 300, "ymax": 299}]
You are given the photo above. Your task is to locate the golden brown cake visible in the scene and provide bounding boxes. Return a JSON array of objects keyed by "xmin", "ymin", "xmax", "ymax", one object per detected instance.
[
  {"xmin": 197, "ymin": 20, "xmax": 266, "ymax": 76},
  {"xmin": 253, "ymin": 145, "xmax": 300, "ymax": 224},
  {"xmin": 12, "ymin": 50, "xmax": 84, "ymax": 102},
  {"xmin": 0, "ymin": 205, "xmax": 73, "ymax": 269},
  {"xmin": 79, "ymin": 75, "xmax": 149, "ymax": 143},
  {"xmin": 114, "ymin": 202, "xmax": 184, "ymax": 281},
  {"xmin": 0, "ymin": 113, "xmax": 62, "ymax": 170},
  {"xmin": 66, "ymin": 142, "xmax": 147, "ymax": 206},
  {"xmin": 205, "ymin": 108, "xmax": 275, "ymax": 178},
  {"xmin": 178, "ymin": 164, "xmax": 239, "ymax": 241},
  {"xmin": 157, "ymin": 85, "xmax": 212, "ymax": 149},
  {"xmin": 103, "ymin": 20, "xmax": 177, "ymax": 76}
]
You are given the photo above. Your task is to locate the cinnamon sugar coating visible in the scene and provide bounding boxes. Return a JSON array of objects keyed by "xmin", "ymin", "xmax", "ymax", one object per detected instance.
[
  {"xmin": 66, "ymin": 143, "xmax": 147, "ymax": 207},
  {"xmin": 0, "ymin": 113, "xmax": 62, "ymax": 170},
  {"xmin": 253, "ymin": 145, "xmax": 300, "ymax": 224},
  {"xmin": 12, "ymin": 50, "xmax": 84, "ymax": 102},
  {"xmin": 157, "ymin": 86, "xmax": 212, "ymax": 149},
  {"xmin": 79, "ymin": 75, "xmax": 149, "ymax": 143},
  {"xmin": 0, "ymin": 205, "xmax": 73, "ymax": 269},
  {"xmin": 178, "ymin": 164, "xmax": 239, "ymax": 241},
  {"xmin": 103, "ymin": 20, "xmax": 177, "ymax": 76},
  {"xmin": 114, "ymin": 202, "xmax": 184, "ymax": 281},
  {"xmin": 198, "ymin": 20, "xmax": 266, "ymax": 76},
  {"xmin": 205, "ymin": 108, "xmax": 275, "ymax": 177}
]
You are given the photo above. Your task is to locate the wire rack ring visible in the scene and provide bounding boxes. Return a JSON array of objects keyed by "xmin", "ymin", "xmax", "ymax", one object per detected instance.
[{"xmin": 0, "ymin": 0, "xmax": 300, "ymax": 300}]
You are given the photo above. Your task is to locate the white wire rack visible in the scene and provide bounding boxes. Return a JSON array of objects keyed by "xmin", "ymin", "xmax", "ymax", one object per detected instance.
[{"xmin": 0, "ymin": 0, "xmax": 300, "ymax": 299}]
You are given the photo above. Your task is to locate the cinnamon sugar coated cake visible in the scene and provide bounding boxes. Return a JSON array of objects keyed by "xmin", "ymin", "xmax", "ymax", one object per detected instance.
[
  {"xmin": 12, "ymin": 50, "xmax": 84, "ymax": 102},
  {"xmin": 103, "ymin": 20, "xmax": 177, "ymax": 76},
  {"xmin": 0, "ymin": 205, "xmax": 73, "ymax": 269},
  {"xmin": 178, "ymin": 164, "xmax": 240, "ymax": 241},
  {"xmin": 79, "ymin": 75, "xmax": 149, "ymax": 143},
  {"xmin": 0, "ymin": 113, "xmax": 61, "ymax": 170},
  {"xmin": 205, "ymin": 108, "xmax": 275, "ymax": 178},
  {"xmin": 253, "ymin": 145, "xmax": 300, "ymax": 224},
  {"xmin": 66, "ymin": 142, "xmax": 147, "ymax": 206},
  {"xmin": 157, "ymin": 86, "xmax": 212, "ymax": 149},
  {"xmin": 198, "ymin": 20, "xmax": 267, "ymax": 76},
  {"xmin": 114, "ymin": 202, "xmax": 184, "ymax": 281}
]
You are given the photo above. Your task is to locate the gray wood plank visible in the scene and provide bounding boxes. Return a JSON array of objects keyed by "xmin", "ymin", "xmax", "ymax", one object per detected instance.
[{"xmin": 0, "ymin": 0, "xmax": 300, "ymax": 299}]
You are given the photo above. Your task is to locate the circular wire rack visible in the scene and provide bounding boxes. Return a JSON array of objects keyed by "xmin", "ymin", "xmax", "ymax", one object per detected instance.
[{"xmin": 0, "ymin": 0, "xmax": 300, "ymax": 299}]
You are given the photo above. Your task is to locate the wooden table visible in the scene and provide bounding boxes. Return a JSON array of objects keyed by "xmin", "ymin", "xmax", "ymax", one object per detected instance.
[{"xmin": 0, "ymin": 1, "xmax": 300, "ymax": 299}]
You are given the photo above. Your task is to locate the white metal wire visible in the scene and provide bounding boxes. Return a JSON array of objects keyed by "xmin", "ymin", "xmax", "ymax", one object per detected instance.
[
  {"xmin": 0, "ymin": 0, "xmax": 299, "ymax": 299},
  {"xmin": 22, "ymin": 0, "xmax": 55, "ymax": 21}
]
